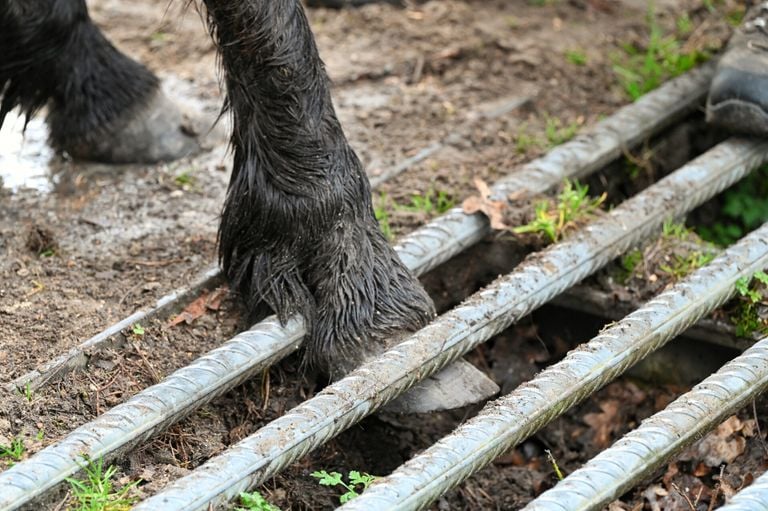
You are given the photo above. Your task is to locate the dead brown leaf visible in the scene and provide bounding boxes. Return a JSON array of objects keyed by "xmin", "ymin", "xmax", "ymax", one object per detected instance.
[
  {"xmin": 583, "ymin": 399, "xmax": 621, "ymax": 449},
  {"xmin": 462, "ymin": 178, "xmax": 509, "ymax": 230},
  {"xmin": 662, "ymin": 462, "xmax": 679, "ymax": 487},
  {"xmin": 168, "ymin": 287, "xmax": 228, "ymax": 327},
  {"xmin": 680, "ymin": 415, "xmax": 755, "ymax": 467}
]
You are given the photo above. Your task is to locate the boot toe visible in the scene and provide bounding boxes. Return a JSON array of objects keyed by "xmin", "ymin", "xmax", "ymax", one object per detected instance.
[{"xmin": 707, "ymin": 66, "xmax": 768, "ymax": 137}]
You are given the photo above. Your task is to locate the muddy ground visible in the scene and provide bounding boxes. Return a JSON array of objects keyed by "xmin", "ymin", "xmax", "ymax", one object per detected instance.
[{"xmin": 1, "ymin": 0, "xmax": 766, "ymax": 509}]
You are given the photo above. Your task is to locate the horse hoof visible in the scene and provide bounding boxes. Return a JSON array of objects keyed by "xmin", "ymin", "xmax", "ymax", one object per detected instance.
[{"xmin": 63, "ymin": 89, "xmax": 206, "ymax": 164}]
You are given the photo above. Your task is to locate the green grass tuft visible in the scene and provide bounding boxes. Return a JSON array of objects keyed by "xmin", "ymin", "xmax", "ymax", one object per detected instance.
[
  {"xmin": 513, "ymin": 180, "xmax": 606, "ymax": 243},
  {"xmin": 0, "ymin": 437, "xmax": 25, "ymax": 465},
  {"xmin": 613, "ymin": 7, "xmax": 710, "ymax": 100},
  {"xmin": 66, "ymin": 456, "xmax": 140, "ymax": 511}
]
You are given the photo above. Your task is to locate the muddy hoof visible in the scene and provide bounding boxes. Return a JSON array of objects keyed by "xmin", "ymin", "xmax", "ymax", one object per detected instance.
[
  {"xmin": 63, "ymin": 89, "xmax": 205, "ymax": 164},
  {"xmin": 327, "ymin": 332, "xmax": 499, "ymax": 414},
  {"xmin": 385, "ymin": 359, "xmax": 500, "ymax": 414}
]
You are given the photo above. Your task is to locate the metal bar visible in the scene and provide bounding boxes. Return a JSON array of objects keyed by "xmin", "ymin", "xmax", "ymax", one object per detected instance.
[
  {"xmin": 132, "ymin": 138, "xmax": 768, "ymax": 511},
  {"xmin": 524, "ymin": 332, "xmax": 768, "ymax": 511},
  {"xmin": 0, "ymin": 316, "xmax": 304, "ymax": 511},
  {"xmin": 395, "ymin": 63, "xmax": 713, "ymax": 275},
  {"xmin": 341, "ymin": 221, "xmax": 768, "ymax": 511},
  {"xmin": 0, "ymin": 65, "xmax": 715, "ymax": 511},
  {"xmin": 3, "ymin": 264, "xmax": 222, "ymax": 393},
  {"xmin": 552, "ymin": 284, "xmax": 753, "ymax": 351},
  {"xmin": 718, "ymin": 468, "xmax": 768, "ymax": 511}
]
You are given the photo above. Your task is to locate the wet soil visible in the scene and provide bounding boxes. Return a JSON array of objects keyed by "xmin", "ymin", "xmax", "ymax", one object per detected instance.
[{"xmin": 1, "ymin": 1, "xmax": 765, "ymax": 510}]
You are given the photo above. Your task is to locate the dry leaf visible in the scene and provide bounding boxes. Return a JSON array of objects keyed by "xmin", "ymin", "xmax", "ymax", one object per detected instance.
[
  {"xmin": 583, "ymin": 399, "xmax": 621, "ymax": 449},
  {"xmin": 168, "ymin": 287, "xmax": 228, "ymax": 327},
  {"xmin": 206, "ymin": 286, "xmax": 227, "ymax": 311},
  {"xmin": 662, "ymin": 462, "xmax": 679, "ymax": 487},
  {"xmin": 462, "ymin": 178, "xmax": 509, "ymax": 230},
  {"xmin": 680, "ymin": 415, "xmax": 753, "ymax": 467},
  {"xmin": 693, "ymin": 461, "xmax": 711, "ymax": 477}
]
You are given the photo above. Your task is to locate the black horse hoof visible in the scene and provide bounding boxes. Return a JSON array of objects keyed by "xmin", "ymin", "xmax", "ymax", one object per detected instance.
[{"xmin": 60, "ymin": 89, "xmax": 205, "ymax": 164}]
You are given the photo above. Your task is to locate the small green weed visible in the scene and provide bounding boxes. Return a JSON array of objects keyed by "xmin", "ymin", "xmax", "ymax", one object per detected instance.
[
  {"xmin": 374, "ymin": 189, "xmax": 454, "ymax": 241},
  {"xmin": 236, "ymin": 491, "xmax": 281, "ymax": 511},
  {"xmin": 659, "ymin": 251, "xmax": 716, "ymax": 280},
  {"xmin": 662, "ymin": 219, "xmax": 691, "ymax": 240},
  {"xmin": 731, "ymin": 271, "xmax": 768, "ymax": 338},
  {"xmin": 702, "ymin": 0, "xmax": 721, "ymax": 13},
  {"xmin": 18, "ymin": 381, "xmax": 33, "ymax": 402},
  {"xmin": 131, "ymin": 323, "xmax": 145, "ymax": 337},
  {"xmin": 614, "ymin": 221, "xmax": 718, "ymax": 285},
  {"xmin": 613, "ymin": 8, "xmax": 710, "ymax": 100},
  {"xmin": 697, "ymin": 166, "xmax": 768, "ymax": 247},
  {"xmin": 545, "ymin": 449, "xmax": 565, "ymax": 481},
  {"xmin": 397, "ymin": 188, "xmax": 455, "ymax": 216},
  {"xmin": 513, "ymin": 180, "xmax": 606, "ymax": 242},
  {"xmin": 617, "ymin": 249, "xmax": 644, "ymax": 283},
  {"xmin": 544, "ymin": 116, "xmax": 580, "ymax": 147},
  {"xmin": 174, "ymin": 169, "xmax": 195, "ymax": 187},
  {"xmin": 311, "ymin": 470, "xmax": 377, "ymax": 504},
  {"xmin": 0, "ymin": 437, "xmax": 25, "ymax": 465},
  {"xmin": 726, "ymin": 6, "xmax": 745, "ymax": 27},
  {"xmin": 514, "ymin": 118, "xmax": 580, "ymax": 155},
  {"xmin": 515, "ymin": 126, "xmax": 538, "ymax": 155},
  {"xmin": 624, "ymin": 161, "xmax": 642, "ymax": 180},
  {"xmin": 676, "ymin": 13, "xmax": 693, "ymax": 35},
  {"xmin": 66, "ymin": 456, "xmax": 140, "ymax": 511},
  {"xmin": 565, "ymin": 49, "xmax": 588, "ymax": 66},
  {"xmin": 374, "ymin": 201, "xmax": 393, "ymax": 241},
  {"xmin": 150, "ymin": 31, "xmax": 169, "ymax": 42},
  {"xmin": 656, "ymin": 221, "xmax": 717, "ymax": 280}
]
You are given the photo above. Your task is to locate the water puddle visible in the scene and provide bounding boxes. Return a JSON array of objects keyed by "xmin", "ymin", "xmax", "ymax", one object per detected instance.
[
  {"xmin": 0, "ymin": 75, "xmax": 225, "ymax": 197},
  {"xmin": 0, "ymin": 111, "xmax": 56, "ymax": 193}
]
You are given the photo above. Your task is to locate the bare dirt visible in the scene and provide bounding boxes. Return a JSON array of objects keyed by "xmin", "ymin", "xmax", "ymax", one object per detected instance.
[{"xmin": 1, "ymin": 1, "xmax": 765, "ymax": 510}]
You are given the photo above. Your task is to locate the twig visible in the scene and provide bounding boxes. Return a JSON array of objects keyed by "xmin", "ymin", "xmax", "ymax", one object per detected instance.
[
  {"xmin": 545, "ymin": 449, "xmax": 565, "ymax": 481},
  {"xmin": 707, "ymin": 466, "xmax": 725, "ymax": 511},
  {"xmin": 132, "ymin": 341, "xmax": 161, "ymax": 384},
  {"xmin": 671, "ymin": 482, "xmax": 697, "ymax": 511},
  {"xmin": 753, "ymin": 399, "xmax": 768, "ymax": 458},
  {"xmin": 51, "ymin": 490, "xmax": 70, "ymax": 511},
  {"xmin": 261, "ymin": 368, "xmax": 271, "ymax": 412}
]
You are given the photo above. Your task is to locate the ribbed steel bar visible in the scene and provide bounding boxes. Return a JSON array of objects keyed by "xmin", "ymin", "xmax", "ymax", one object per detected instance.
[
  {"xmin": 133, "ymin": 138, "xmax": 767, "ymax": 511},
  {"xmin": 525, "ymin": 332, "xmax": 768, "ymax": 511},
  {"xmin": 395, "ymin": 63, "xmax": 713, "ymax": 275},
  {"xmin": 0, "ymin": 65, "xmax": 714, "ymax": 511},
  {"xmin": 3, "ymin": 264, "xmax": 222, "ymax": 393},
  {"xmin": 719, "ymin": 468, "xmax": 768, "ymax": 511},
  {"xmin": 340, "ymin": 221, "xmax": 768, "ymax": 511},
  {"xmin": 0, "ymin": 317, "xmax": 304, "ymax": 511}
]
